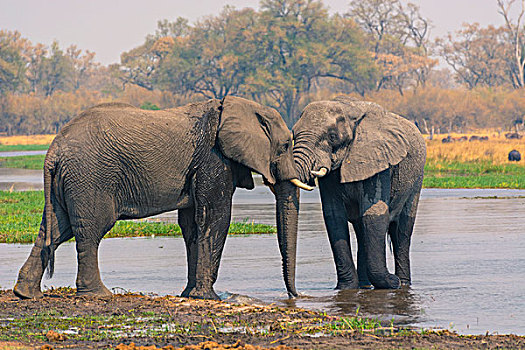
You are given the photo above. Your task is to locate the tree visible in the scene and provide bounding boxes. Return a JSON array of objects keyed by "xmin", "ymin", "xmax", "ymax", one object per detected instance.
[
  {"xmin": 156, "ymin": 7, "xmax": 259, "ymax": 99},
  {"xmin": 39, "ymin": 41, "xmax": 74, "ymax": 96},
  {"xmin": 497, "ymin": 0, "xmax": 525, "ymax": 88},
  {"xmin": 348, "ymin": 0, "xmax": 436, "ymax": 94},
  {"xmin": 123, "ymin": 1, "xmax": 376, "ymax": 124},
  {"xmin": 25, "ymin": 43, "xmax": 48, "ymax": 94},
  {"xmin": 66, "ymin": 45, "xmax": 99, "ymax": 90},
  {"xmin": 118, "ymin": 18, "xmax": 186, "ymax": 91},
  {"xmin": 0, "ymin": 30, "xmax": 29, "ymax": 93},
  {"xmin": 436, "ymin": 24, "xmax": 513, "ymax": 89},
  {"xmin": 248, "ymin": 0, "xmax": 377, "ymax": 124}
]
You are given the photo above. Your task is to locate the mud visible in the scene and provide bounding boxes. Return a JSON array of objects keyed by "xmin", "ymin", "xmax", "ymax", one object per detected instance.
[{"xmin": 0, "ymin": 289, "xmax": 524, "ymax": 350}]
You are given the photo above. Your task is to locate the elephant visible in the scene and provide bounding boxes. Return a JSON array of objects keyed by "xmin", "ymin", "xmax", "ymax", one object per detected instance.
[
  {"xmin": 508, "ymin": 149, "xmax": 521, "ymax": 161},
  {"xmin": 14, "ymin": 96, "xmax": 311, "ymax": 300},
  {"xmin": 273, "ymin": 96, "xmax": 426, "ymax": 297}
]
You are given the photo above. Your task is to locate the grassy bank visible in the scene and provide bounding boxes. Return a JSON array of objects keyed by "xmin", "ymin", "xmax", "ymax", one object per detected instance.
[
  {"xmin": 0, "ymin": 190, "xmax": 276, "ymax": 244},
  {"xmin": 423, "ymin": 158, "xmax": 525, "ymax": 188},
  {"xmin": 0, "ymin": 144, "xmax": 50, "ymax": 152},
  {"xmin": 0, "ymin": 154, "xmax": 45, "ymax": 169},
  {"xmin": 423, "ymin": 133, "xmax": 525, "ymax": 188}
]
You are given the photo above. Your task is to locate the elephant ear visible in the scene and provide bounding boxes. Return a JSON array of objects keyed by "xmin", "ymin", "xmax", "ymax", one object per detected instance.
[
  {"xmin": 217, "ymin": 96, "xmax": 275, "ymax": 185},
  {"xmin": 340, "ymin": 110, "xmax": 410, "ymax": 183}
]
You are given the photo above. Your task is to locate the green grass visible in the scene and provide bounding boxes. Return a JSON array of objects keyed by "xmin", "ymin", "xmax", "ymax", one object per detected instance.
[
  {"xmin": 0, "ymin": 190, "xmax": 276, "ymax": 244},
  {"xmin": 0, "ymin": 144, "xmax": 49, "ymax": 152},
  {"xmin": 423, "ymin": 158, "xmax": 525, "ymax": 189},
  {"xmin": 0, "ymin": 154, "xmax": 45, "ymax": 169}
]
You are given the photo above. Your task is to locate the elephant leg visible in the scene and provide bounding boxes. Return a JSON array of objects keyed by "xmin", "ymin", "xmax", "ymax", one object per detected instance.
[
  {"xmin": 179, "ymin": 206, "xmax": 198, "ymax": 297},
  {"xmin": 351, "ymin": 220, "xmax": 372, "ymax": 289},
  {"xmin": 183, "ymin": 151, "xmax": 234, "ymax": 300},
  {"xmin": 319, "ymin": 177, "xmax": 358, "ymax": 290},
  {"xmin": 184, "ymin": 195, "xmax": 232, "ymax": 300},
  {"xmin": 390, "ymin": 192, "xmax": 420, "ymax": 286},
  {"xmin": 360, "ymin": 201, "xmax": 399, "ymax": 289},
  {"xmin": 14, "ymin": 204, "xmax": 73, "ymax": 299},
  {"xmin": 359, "ymin": 170, "xmax": 400, "ymax": 289},
  {"xmin": 75, "ymin": 236, "xmax": 112, "ymax": 297},
  {"xmin": 72, "ymin": 210, "xmax": 116, "ymax": 297}
]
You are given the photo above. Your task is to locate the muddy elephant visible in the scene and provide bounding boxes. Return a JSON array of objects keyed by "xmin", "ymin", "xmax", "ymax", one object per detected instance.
[
  {"xmin": 274, "ymin": 96, "xmax": 426, "ymax": 296},
  {"xmin": 14, "ymin": 96, "xmax": 311, "ymax": 300}
]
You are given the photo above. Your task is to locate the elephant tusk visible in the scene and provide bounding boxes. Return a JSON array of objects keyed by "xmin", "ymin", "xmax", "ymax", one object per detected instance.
[
  {"xmin": 290, "ymin": 178, "xmax": 314, "ymax": 191},
  {"xmin": 311, "ymin": 167, "xmax": 328, "ymax": 178}
]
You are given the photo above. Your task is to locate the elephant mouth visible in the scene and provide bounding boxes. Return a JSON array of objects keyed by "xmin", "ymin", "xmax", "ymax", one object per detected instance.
[
  {"xmin": 311, "ymin": 167, "xmax": 328, "ymax": 178},
  {"xmin": 263, "ymin": 176, "xmax": 313, "ymax": 192}
]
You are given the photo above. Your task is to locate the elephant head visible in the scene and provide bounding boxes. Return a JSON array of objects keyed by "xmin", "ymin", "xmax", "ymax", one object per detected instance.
[
  {"xmin": 216, "ymin": 96, "xmax": 312, "ymax": 298},
  {"xmin": 274, "ymin": 96, "xmax": 411, "ymax": 297},
  {"xmin": 217, "ymin": 96, "xmax": 313, "ymax": 188}
]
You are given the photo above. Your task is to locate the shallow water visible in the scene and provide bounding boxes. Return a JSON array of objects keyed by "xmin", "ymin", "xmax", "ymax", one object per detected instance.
[
  {"xmin": 0, "ymin": 150, "xmax": 47, "ymax": 157},
  {"xmin": 1, "ymin": 169, "xmax": 524, "ymax": 335}
]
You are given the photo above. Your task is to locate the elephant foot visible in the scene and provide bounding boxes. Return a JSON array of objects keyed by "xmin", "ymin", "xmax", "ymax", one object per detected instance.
[
  {"xmin": 370, "ymin": 273, "xmax": 401, "ymax": 289},
  {"xmin": 182, "ymin": 286, "xmax": 220, "ymax": 301},
  {"xmin": 359, "ymin": 278, "xmax": 373, "ymax": 289},
  {"xmin": 76, "ymin": 285, "xmax": 113, "ymax": 298},
  {"xmin": 335, "ymin": 280, "xmax": 359, "ymax": 290},
  {"xmin": 359, "ymin": 284, "xmax": 374, "ymax": 290},
  {"xmin": 13, "ymin": 282, "xmax": 43, "ymax": 299},
  {"xmin": 400, "ymin": 279, "xmax": 411, "ymax": 287}
]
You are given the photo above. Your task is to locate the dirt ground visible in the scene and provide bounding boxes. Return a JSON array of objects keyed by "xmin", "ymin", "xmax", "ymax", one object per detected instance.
[{"xmin": 0, "ymin": 289, "xmax": 523, "ymax": 350}]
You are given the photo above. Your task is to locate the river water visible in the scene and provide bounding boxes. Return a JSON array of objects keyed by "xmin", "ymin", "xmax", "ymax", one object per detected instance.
[{"xmin": 0, "ymin": 170, "xmax": 524, "ymax": 335}]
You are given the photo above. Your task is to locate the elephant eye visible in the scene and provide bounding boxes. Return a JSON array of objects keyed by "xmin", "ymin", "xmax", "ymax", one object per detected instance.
[
  {"xmin": 278, "ymin": 141, "xmax": 290, "ymax": 155},
  {"xmin": 328, "ymin": 132, "xmax": 338, "ymax": 143}
]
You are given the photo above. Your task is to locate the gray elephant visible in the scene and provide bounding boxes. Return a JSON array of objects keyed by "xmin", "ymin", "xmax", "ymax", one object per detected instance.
[
  {"xmin": 273, "ymin": 96, "xmax": 426, "ymax": 296},
  {"xmin": 14, "ymin": 96, "xmax": 311, "ymax": 300}
]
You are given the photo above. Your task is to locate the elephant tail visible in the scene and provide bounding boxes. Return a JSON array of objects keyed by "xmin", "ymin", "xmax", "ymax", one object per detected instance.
[{"xmin": 43, "ymin": 151, "xmax": 58, "ymax": 278}]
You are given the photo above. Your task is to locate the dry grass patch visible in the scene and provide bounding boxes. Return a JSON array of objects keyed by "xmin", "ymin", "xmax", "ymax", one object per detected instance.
[
  {"xmin": 0, "ymin": 134, "xmax": 55, "ymax": 146},
  {"xmin": 426, "ymin": 132, "xmax": 525, "ymax": 164}
]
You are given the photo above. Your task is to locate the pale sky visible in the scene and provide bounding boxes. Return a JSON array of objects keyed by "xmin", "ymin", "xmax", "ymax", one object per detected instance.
[{"xmin": 0, "ymin": 0, "xmax": 520, "ymax": 65}]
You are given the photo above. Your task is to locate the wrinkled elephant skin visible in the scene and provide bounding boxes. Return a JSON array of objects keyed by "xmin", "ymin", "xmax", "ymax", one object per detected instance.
[
  {"xmin": 274, "ymin": 96, "xmax": 426, "ymax": 294},
  {"xmin": 14, "ymin": 96, "xmax": 301, "ymax": 301}
]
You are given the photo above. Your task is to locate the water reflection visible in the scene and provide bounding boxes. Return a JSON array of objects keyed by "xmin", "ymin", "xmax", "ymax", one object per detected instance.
[{"xmin": 283, "ymin": 288, "xmax": 422, "ymax": 326}]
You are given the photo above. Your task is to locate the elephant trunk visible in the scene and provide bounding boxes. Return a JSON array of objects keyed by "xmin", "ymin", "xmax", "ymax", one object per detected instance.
[
  {"xmin": 292, "ymin": 140, "xmax": 315, "ymax": 185},
  {"xmin": 274, "ymin": 180, "xmax": 300, "ymax": 298}
]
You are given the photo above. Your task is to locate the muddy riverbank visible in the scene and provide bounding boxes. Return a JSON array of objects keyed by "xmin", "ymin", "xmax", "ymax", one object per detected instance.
[{"xmin": 1, "ymin": 288, "xmax": 524, "ymax": 350}]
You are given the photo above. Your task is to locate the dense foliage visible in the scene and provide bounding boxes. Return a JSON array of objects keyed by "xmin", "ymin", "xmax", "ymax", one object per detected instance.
[{"xmin": 0, "ymin": 0, "xmax": 524, "ymax": 134}]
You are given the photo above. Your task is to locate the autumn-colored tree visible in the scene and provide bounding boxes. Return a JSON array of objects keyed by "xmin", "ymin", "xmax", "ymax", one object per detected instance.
[
  {"xmin": 367, "ymin": 85, "xmax": 525, "ymax": 132},
  {"xmin": 436, "ymin": 24, "xmax": 514, "ymax": 89},
  {"xmin": 66, "ymin": 45, "xmax": 99, "ymax": 90},
  {"xmin": 348, "ymin": 0, "xmax": 436, "ymax": 94}
]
